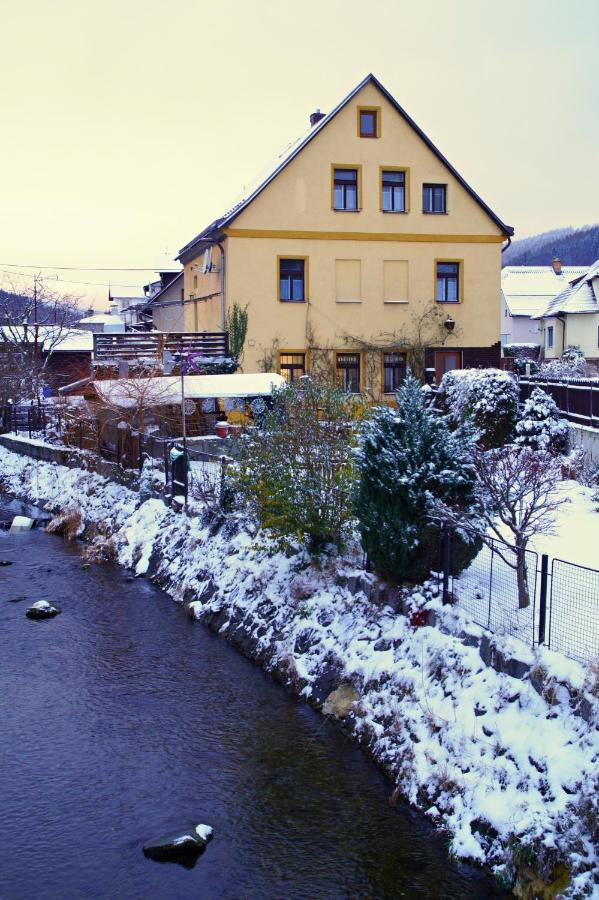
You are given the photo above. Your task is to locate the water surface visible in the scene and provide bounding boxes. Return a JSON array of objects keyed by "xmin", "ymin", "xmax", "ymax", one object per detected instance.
[{"xmin": 0, "ymin": 497, "xmax": 505, "ymax": 899}]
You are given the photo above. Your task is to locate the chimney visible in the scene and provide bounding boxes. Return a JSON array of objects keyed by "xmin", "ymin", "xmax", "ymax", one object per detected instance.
[
  {"xmin": 552, "ymin": 256, "xmax": 562, "ymax": 276},
  {"xmin": 309, "ymin": 109, "xmax": 326, "ymax": 127}
]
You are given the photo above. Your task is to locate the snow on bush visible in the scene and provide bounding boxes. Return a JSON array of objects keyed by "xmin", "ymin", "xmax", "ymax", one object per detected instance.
[
  {"xmin": 541, "ymin": 346, "xmax": 591, "ymax": 378},
  {"xmin": 438, "ymin": 368, "xmax": 519, "ymax": 448},
  {"xmin": 355, "ymin": 373, "xmax": 480, "ymax": 583},
  {"xmin": 515, "ymin": 387, "xmax": 568, "ymax": 452}
]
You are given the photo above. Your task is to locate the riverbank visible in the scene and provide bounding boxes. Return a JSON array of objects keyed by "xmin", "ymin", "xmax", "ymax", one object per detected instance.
[{"xmin": 0, "ymin": 444, "xmax": 597, "ymax": 898}]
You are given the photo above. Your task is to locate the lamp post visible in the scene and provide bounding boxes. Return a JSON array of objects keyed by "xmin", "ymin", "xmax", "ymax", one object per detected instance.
[
  {"xmin": 179, "ymin": 355, "xmax": 188, "ymax": 453},
  {"xmin": 163, "ymin": 348, "xmax": 188, "ymax": 452}
]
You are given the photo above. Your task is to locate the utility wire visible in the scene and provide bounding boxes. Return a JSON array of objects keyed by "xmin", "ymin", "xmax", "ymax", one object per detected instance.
[
  {"xmin": 0, "ymin": 262, "xmax": 171, "ymax": 271},
  {"xmin": 0, "ymin": 268, "xmax": 147, "ymax": 289}
]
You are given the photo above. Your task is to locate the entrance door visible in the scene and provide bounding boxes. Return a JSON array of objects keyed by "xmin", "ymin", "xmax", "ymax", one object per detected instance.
[{"xmin": 435, "ymin": 350, "xmax": 462, "ymax": 383}]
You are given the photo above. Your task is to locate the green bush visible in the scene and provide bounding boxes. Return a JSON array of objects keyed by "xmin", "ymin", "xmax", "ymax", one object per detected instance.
[
  {"xmin": 230, "ymin": 378, "xmax": 361, "ymax": 551},
  {"xmin": 355, "ymin": 373, "xmax": 480, "ymax": 583}
]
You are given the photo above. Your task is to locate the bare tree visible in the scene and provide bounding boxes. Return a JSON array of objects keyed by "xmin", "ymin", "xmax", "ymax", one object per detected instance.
[
  {"xmin": 0, "ymin": 273, "xmax": 83, "ymax": 401},
  {"xmin": 90, "ymin": 370, "xmax": 177, "ymax": 433},
  {"xmin": 434, "ymin": 445, "xmax": 568, "ymax": 608}
]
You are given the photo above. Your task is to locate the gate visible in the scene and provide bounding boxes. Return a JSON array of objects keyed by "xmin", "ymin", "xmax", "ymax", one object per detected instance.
[{"xmin": 548, "ymin": 558, "xmax": 599, "ymax": 665}]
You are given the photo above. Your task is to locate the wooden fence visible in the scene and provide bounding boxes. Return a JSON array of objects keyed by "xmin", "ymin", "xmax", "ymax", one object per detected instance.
[{"xmin": 519, "ymin": 377, "xmax": 599, "ymax": 428}]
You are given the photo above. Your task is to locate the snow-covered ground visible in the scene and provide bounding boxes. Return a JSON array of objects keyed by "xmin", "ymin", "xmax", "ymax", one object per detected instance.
[
  {"xmin": 0, "ymin": 444, "xmax": 597, "ymax": 896},
  {"xmin": 454, "ymin": 482, "xmax": 599, "ymax": 665}
]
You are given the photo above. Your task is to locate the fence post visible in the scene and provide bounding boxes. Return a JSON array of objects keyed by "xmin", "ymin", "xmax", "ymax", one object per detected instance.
[
  {"xmin": 538, "ymin": 553, "xmax": 549, "ymax": 645},
  {"xmin": 487, "ymin": 540, "xmax": 495, "ymax": 629},
  {"xmin": 442, "ymin": 528, "xmax": 451, "ymax": 605},
  {"xmin": 28, "ymin": 409, "xmax": 32, "ymax": 439}
]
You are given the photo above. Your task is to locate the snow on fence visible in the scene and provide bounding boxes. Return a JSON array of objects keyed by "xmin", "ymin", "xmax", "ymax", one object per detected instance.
[{"xmin": 442, "ymin": 533, "xmax": 599, "ymax": 666}]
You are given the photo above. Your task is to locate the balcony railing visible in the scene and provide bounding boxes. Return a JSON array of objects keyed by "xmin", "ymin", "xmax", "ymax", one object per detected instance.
[{"xmin": 93, "ymin": 331, "xmax": 229, "ymax": 363}]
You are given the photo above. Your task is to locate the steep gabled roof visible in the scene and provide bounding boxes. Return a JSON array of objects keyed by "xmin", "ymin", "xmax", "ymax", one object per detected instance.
[
  {"xmin": 144, "ymin": 270, "xmax": 183, "ymax": 307},
  {"xmin": 178, "ymin": 74, "xmax": 513, "ymax": 261},
  {"xmin": 501, "ymin": 265, "xmax": 588, "ymax": 317},
  {"xmin": 534, "ymin": 259, "xmax": 599, "ymax": 318}
]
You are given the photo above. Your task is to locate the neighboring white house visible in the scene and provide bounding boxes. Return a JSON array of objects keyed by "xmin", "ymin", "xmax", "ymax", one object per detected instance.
[
  {"xmin": 500, "ymin": 259, "xmax": 587, "ymax": 350},
  {"xmin": 533, "ymin": 259, "xmax": 599, "ymax": 361},
  {"xmin": 108, "ymin": 295, "xmax": 147, "ymax": 329},
  {"xmin": 78, "ymin": 312, "xmax": 126, "ymax": 334}
]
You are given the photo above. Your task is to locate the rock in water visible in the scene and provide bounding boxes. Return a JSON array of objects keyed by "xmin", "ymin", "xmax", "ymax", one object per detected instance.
[
  {"xmin": 10, "ymin": 516, "xmax": 34, "ymax": 532},
  {"xmin": 143, "ymin": 824, "xmax": 213, "ymax": 864},
  {"xmin": 0, "ymin": 559, "xmax": 13, "ymax": 566},
  {"xmin": 25, "ymin": 601, "xmax": 61, "ymax": 620},
  {"xmin": 322, "ymin": 684, "xmax": 359, "ymax": 719}
]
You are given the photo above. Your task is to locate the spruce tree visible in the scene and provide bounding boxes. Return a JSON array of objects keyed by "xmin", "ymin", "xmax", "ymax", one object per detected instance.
[
  {"xmin": 355, "ymin": 373, "xmax": 479, "ymax": 583},
  {"xmin": 515, "ymin": 387, "xmax": 568, "ymax": 452}
]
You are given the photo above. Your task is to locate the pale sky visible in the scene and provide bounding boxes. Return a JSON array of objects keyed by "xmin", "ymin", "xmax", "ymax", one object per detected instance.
[{"xmin": 1, "ymin": 0, "xmax": 597, "ymax": 308}]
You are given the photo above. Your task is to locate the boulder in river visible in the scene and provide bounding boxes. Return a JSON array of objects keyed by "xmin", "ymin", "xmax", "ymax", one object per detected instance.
[
  {"xmin": 322, "ymin": 683, "xmax": 359, "ymax": 719},
  {"xmin": 10, "ymin": 516, "xmax": 34, "ymax": 532},
  {"xmin": 0, "ymin": 559, "xmax": 13, "ymax": 566},
  {"xmin": 143, "ymin": 824, "xmax": 213, "ymax": 864},
  {"xmin": 25, "ymin": 601, "xmax": 61, "ymax": 620}
]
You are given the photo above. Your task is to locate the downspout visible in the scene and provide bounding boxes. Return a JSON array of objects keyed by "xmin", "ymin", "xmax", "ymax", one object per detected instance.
[
  {"xmin": 501, "ymin": 235, "xmax": 512, "ymax": 254},
  {"xmin": 215, "ymin": 241, "xmax": 226, "ymax": 334},
  {"xmin": 558, "ymin": 313, "xmax": 566, "ymax": 355}
]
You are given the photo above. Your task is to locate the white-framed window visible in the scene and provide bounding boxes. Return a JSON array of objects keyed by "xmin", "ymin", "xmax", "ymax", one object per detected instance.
[{"xmin": 546, "ymin": 325, "xmax": 554, "ymax": 348}]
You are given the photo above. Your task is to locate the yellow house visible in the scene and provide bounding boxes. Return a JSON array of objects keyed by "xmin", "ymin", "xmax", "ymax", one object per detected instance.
[{"xmin": 176, "ymin": 74, "xmax": 514, "ymax": 397}]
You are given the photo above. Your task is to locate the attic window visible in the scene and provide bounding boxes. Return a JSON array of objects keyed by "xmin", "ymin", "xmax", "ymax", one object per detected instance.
[
  {"xmin": 358, "ymin": 107, "xmax": 380, "ymax": 138},
  {"xmin": 423, "ymin": 184, "xmax": 447, "ymax": 214}
]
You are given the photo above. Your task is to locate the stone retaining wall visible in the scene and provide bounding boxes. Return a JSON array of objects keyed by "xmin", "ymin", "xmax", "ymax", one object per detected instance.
[{"xmin": 0, "ymin": 435, "xmax": 140, "ymax": 488}]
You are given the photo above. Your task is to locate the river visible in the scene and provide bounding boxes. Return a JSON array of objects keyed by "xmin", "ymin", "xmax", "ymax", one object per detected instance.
[{"xmin": 0, "ymin": 497, "xmax": 506, "ymax": 899}]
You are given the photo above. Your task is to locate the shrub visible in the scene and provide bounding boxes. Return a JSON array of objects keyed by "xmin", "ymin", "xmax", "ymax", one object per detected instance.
[
  {"xmin": 230, "ymin": 378, "xmax": 361, "ymax": 551},
  {"xmin": 512, "ymin": 357, "xmax": 540, "ymax": 376},
  {"xmin": 355, "ymin": 373, "xmax": 480, "ymax": 584},
  {"xmin": 438, "ymin": 368, "xmax": 519, "ymax": 448},
  {"xmin": 541, "ymin": 345, "xmax": 588, "ymax": 378},
  {"xmin": 515, "ymin": 388, "xmax": 568, "ymax": 453}
]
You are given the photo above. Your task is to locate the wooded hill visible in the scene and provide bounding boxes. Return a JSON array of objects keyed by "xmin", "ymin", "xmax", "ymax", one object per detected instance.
[{"xmin": 503, "ymin": 224, "xmax": 599, "ymax": 267}]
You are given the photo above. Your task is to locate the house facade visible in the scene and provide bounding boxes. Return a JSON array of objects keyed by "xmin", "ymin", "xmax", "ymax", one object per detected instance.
[
  {"xmin": 141, "ymin": 270, "xmax": 184, "ymax": 332},
  {"xmin": 500, "ymin": 260, "xmax": 587, "ymax": 350},
  {"xmin": 534, "ymin": 260, "xmax": 599, "ymax": 362},
  {"xmin": 177, "ymin": 74, "xmax": 513, "ymax": 396}
]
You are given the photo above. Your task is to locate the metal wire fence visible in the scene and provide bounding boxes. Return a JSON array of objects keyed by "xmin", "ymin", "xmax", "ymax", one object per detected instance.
[
  {"xmin": 440, "ymin": 531, "xmax": 599, "ymax": 666},
  {"xmin": 548, "ymin": 558, "xmax": 599, "ymax": 665},
  {"xmin": 442, "ymin": 535, "xmax": 539, "ymax": 649}
]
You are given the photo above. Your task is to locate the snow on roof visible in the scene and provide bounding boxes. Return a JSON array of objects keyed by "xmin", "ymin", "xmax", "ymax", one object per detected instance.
[
  {"xmin": 501, "ymin": 266, "xmax": 588, "ymax": 317},
  {"xmin": 51, "ymin": 330, "xmax": 94, "ymax": 352},
  {"xmin": 88, "ymin": 372, "xmax": 286, "ymax": 407},
  {"xmin": 533, "ymin": 259, "xmax": 599, "ymax": 319},
  {"xmin": 79, "ymin": 313, "xmax": 125, "ymax": 325},
  {"xmin": 0, "ymin": 326, "xmax": 93, "ymax": 352}
]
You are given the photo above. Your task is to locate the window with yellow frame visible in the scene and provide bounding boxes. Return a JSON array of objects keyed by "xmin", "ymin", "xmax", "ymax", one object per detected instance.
[{"xmin": 357, "ymin": 106, "xmax": 381, "ymax": 138}]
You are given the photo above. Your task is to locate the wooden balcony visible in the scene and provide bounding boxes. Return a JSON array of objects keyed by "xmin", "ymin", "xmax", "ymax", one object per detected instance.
[{"xmin": 93, "ymin": 331, "xmax": 229, "ymax": 363}]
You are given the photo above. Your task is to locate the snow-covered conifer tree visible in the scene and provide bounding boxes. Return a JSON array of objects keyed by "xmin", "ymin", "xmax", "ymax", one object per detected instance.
[
  {"xmin": 515, "ymin": 387, "xmax": 568, "ymax": 452},
  {"xmin": 355, "ymin": 373, "xmax": 479, "ymax": 583}
]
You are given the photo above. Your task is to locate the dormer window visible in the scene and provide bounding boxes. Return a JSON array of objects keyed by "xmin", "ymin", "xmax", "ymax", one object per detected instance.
[{"xmin": 358, "ymin": 107, "xmax": 380, "ymax": 138}]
